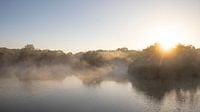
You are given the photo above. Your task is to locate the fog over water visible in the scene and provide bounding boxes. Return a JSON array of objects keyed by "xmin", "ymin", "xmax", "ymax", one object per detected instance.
[
  {"xmin": 1, "ymin": 44, "xmax": 200, "ymax": 112},
  {"xmin": 0, "ymin": 64, "xmax": 200, "ymax": 112},
  {"xmin": 1, "ymin": 0, "xmax": 200, "ymax": 111}
]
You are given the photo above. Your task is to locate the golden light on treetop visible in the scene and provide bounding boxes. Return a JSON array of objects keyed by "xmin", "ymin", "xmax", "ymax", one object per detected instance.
[{"xmin": 145, "ymin": 25, "xmax": 188, "ymax": 53}]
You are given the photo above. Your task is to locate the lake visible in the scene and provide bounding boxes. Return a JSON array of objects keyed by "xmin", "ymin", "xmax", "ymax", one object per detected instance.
[{"xmin": 0, "ymin": 74, "xmax": 200, "ymax": 112}]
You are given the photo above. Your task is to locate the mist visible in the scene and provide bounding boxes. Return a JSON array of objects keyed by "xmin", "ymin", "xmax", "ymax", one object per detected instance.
[
  {"xmin": 1, "ymin": 43, "xmax": 200, "ymax": 101},
  {"xmin": 0, "ymin": 44, "xmax": 133, "ymax": 84},
  {"xmin": 1, "ymin": 44, "xmax": 200, "ymax": 112}
]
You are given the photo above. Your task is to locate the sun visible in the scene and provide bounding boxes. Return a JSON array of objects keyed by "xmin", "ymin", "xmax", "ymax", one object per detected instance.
[
  {"xmin": 157, "ymin": 38, "xmax": 178, "ymax": 51},
  {"xmin": 146, "ymin": 25, "xmax": 188, "ymax": 52}
]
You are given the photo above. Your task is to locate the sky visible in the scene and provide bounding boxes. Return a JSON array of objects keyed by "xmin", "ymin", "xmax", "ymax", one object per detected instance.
[{"xmin": 0, "ymin": 0, "xmax": 200, "ymax": 52}]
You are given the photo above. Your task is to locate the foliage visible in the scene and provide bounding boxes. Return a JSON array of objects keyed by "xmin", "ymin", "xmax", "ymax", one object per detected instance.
[
  {"xmin": 128, "ymin": 43, "xmax": 200, "ymax": 80},
  {"xmin": 80, "ymin": 51, "xmax": 106, "ymax": 67},
  {"xmin": 0, "ymin": 44, "xmax": 72, "ymax": 66}
]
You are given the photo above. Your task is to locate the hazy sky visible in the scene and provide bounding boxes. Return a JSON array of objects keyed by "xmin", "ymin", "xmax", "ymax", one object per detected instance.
[{"xmin": 0, "ymin": 0, "xmax": 200, "ymax": 52}]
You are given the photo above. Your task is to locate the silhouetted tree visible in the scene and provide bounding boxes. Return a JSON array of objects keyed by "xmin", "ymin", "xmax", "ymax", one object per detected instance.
[
  {"xmin": 128, "ymin": 43, "xmax": 200, "ymax": 80},
  {"xmin": 117, "ymin": 47, "xmax": 128, "ymax": 52}
]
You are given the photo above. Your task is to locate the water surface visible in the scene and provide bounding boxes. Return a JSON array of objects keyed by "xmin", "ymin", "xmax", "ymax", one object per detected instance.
[{"xmin": 0, "ymin": 75, "xmax": 200, "ymax": 112}]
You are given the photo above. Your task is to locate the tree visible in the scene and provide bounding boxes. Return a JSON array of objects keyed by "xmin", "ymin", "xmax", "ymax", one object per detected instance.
[
  {"xmin": 80, "ymin": 51, "xmax": 105, "ymax": 67},
  {"xmin": 117, "ymin": 47, "xmax": 128, "ymax": 52},
  {"xmin": 23, "ymin": 44, "xmax": 35, "ymax": 51}
]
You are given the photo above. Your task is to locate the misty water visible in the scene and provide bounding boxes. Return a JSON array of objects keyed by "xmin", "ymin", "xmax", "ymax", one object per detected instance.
[{"xmin": 0, "ymin": 74, "xmax": 200, "ymax": 112}]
